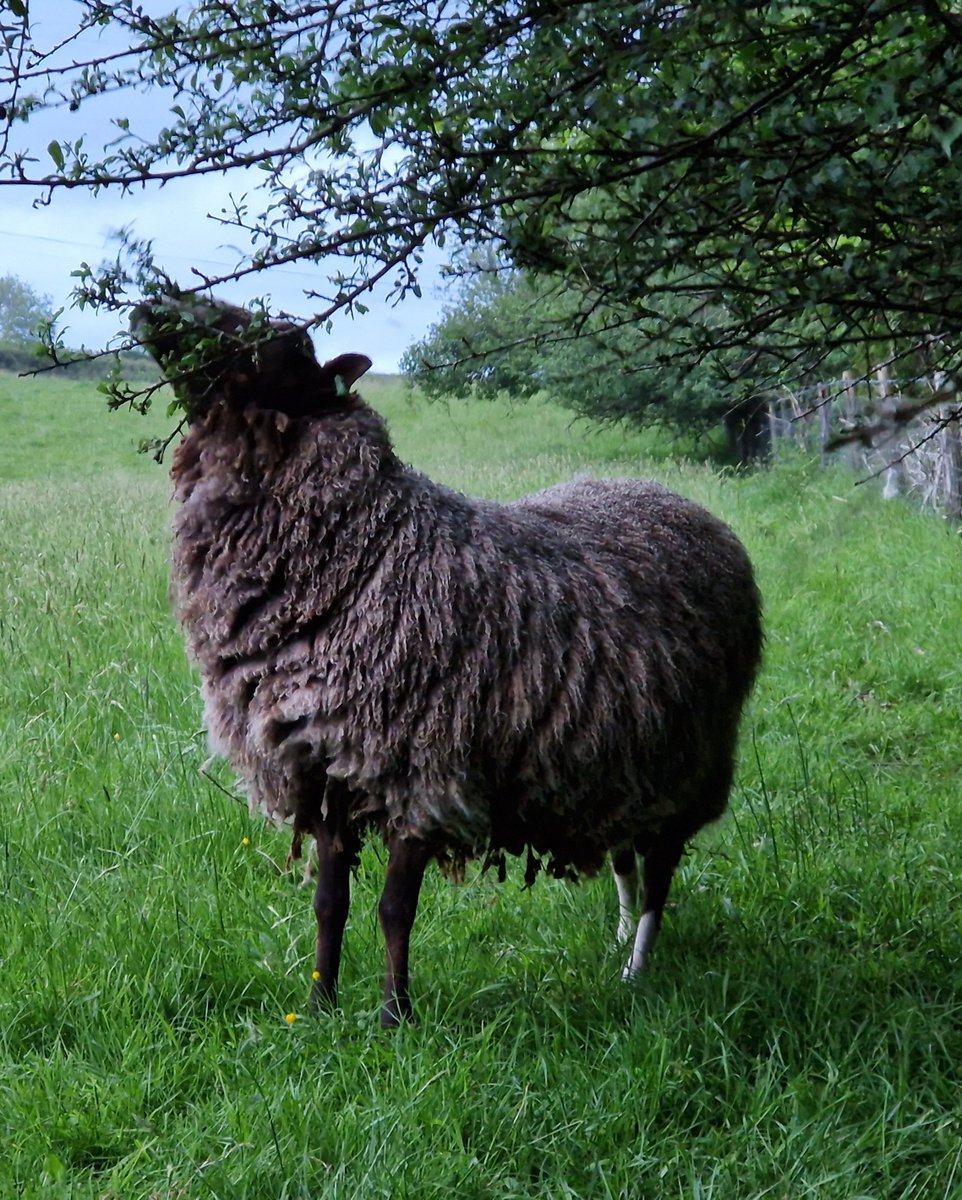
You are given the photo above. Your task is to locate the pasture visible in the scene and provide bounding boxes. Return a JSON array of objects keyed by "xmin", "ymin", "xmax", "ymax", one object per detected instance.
[{"xmin": 0, "ymin": 369, "xmax": 960, "ymax": 1199}]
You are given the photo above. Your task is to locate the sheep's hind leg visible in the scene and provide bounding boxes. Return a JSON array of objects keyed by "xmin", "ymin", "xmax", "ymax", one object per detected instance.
[
  {"xmin": 623, "ymin": 836, "xmax": 685, "ymax": 981},
  {"xmin": 378, "ymin": 834, "xmax": 431, "ymax": 1028},
  {"xmin": 310, "ymin": 825, "xmax": 354, "ymax": 1012},
  {"xmin": 610, "ymin": 846, "xmax": 639, "ymax": 944}
]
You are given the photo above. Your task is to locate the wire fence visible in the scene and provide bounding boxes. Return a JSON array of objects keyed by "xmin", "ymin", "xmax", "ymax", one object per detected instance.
[{"xmin": 767, "ymin": 367, "xmax": 962, "ymax": 521}]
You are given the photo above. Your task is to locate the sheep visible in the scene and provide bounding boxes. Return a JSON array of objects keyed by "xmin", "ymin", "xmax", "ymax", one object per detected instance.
[{"xmin": 133, "ymin": 295, "xmax": 763, "ymax": 1027}]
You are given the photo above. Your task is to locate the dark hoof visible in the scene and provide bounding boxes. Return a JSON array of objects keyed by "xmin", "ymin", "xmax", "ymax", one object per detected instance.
[
  {"xmin": 310, "ymin": 984, "xmax": 337, "ymax": 1014},
  {"xmin": 380, "ymin": 1002, "xmax": 417, "ymax": 1029}
]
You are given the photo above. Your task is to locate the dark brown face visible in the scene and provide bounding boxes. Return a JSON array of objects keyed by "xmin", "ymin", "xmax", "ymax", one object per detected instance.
[{"xmin": 131, "ymin": 296, "xmax": 372, "ymax": 420}]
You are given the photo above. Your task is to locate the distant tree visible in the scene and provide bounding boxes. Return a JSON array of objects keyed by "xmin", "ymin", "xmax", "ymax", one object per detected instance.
[
  {"xmin": 0, "ymin": 274, "xmax": 52, "ymax": 343},
  {"xmin": 402, "ymin": 267, "xmax": 727, "ymax": 423},
  {"xmin": 403, "ymin": 266, "xmax": 847, "ymax": 461},
  {"xmin": 2, "ymin": 2, "xmax": 961, "ymax": 445}
]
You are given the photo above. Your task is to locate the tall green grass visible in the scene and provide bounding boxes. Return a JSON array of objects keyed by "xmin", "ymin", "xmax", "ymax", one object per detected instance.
[{"xmin": 1, "ymin": 370, "xmax": 960, "ymax": 1199}]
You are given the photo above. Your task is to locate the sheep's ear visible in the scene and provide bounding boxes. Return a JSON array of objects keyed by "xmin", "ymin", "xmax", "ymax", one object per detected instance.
[{"xmin": 320, "ymin": 353, "xmax": 373, "ymax": 396}]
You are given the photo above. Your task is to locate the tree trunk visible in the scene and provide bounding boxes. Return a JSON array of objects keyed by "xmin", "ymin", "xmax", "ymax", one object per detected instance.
[{"xmin": 723, "ymin": 396, "xmax": 772, "ymax": 465}]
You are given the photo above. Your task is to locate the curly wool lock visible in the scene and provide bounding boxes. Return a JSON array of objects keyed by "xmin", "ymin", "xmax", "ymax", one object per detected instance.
[{"xmin": 137, "ymin": 296, "xmax": 763, "ymax": 1025}]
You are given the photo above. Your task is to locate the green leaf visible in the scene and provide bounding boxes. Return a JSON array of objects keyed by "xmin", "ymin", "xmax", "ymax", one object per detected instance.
[{"xmin": 47, "ymin": 139, "xmax": 64, "ymax": 169}]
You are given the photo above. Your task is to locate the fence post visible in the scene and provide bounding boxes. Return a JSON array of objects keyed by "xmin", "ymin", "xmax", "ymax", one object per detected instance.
[
  {"xmin": 842, "ymin": 370, "xmax": 866, "ymax": 471},
  {"xmin": 876, "ymin": 364, "xmax": 906, "ymax": 499},
  {"xmin": 768, "ymin": 397, "xmax": 782, "ymax": 458},
  {"xmin": 940, "ymin": 409, "xmax": 962, "ymax": 521},
  {"xmin": 818, "ymin": 383, "xmax": 832, "ymax": 462},
  {"xmin": 773, "ymin": 390, "xmax": 796, "ymax": 457}
]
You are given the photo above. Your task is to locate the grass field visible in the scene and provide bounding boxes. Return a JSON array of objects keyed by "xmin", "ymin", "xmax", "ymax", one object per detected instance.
[{"xmin": 1, "ymin": 368, "xmax": 960, "ymax": 1199}]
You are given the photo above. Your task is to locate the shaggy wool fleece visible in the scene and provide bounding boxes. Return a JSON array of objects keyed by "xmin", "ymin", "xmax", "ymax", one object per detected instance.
[{"xmin": 170, "ymin": 384, "xmax": 762, "ymax": 881}]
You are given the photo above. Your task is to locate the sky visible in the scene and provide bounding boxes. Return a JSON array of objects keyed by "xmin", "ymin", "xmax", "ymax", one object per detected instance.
[
  {"xmin": 0, "ymin": 3, "xmax": 448, "ymax": 372},
  {"xmin": 0, "ymin": 176, "xmax": 448, "ymax": 372}
]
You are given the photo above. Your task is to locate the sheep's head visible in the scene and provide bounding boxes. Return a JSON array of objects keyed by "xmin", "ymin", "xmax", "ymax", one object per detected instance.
[{"xmin": 132, "ymin": 296, "xmax": 372, "ymax": 421}]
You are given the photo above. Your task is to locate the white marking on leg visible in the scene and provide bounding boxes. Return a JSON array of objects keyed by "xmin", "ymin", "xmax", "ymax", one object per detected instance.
[
  {"xmin": 611, "ymin": 856, "xmax": 638, "ymax": 944},
  {"xmin": 623, "ymin": 911, "xmax": 659, "ymax": 981}
]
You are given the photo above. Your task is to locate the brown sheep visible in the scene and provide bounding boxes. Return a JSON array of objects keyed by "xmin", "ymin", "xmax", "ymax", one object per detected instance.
[{"xmin": 134, "ymin": 296, "xmax": 763, "ymax": 1026}]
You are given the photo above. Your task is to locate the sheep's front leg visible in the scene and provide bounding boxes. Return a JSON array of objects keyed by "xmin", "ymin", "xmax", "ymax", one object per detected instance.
[
  {"xmin": 378, "ymin": 834, "xmax": 431, "ymax": 1028},
  {"xmin": 310, "ymin": 826, "xmax": 353, "ymax": 1011}
]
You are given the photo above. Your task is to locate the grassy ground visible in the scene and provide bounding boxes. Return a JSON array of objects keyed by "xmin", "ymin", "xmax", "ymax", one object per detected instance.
[{"xmin": 1, "ymin": 369, "xmax": 960, "ymax": 1199}]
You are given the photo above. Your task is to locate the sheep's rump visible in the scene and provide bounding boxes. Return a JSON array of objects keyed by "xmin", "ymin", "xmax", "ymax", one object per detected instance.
[{"xmin": 172, "ymin": 409, "xmax": 761, "ymax": 881}]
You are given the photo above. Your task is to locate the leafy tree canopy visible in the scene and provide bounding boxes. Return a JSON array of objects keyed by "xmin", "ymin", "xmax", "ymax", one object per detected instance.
[{"xmin": 3, "ymin": 1, "xmax": 962, "ymax": 425}]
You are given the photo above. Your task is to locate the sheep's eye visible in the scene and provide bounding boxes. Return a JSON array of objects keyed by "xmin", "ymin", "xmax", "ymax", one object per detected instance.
[{"xmin": 279, "ymin": 335, "xmax": 308, "ymax": 365}]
